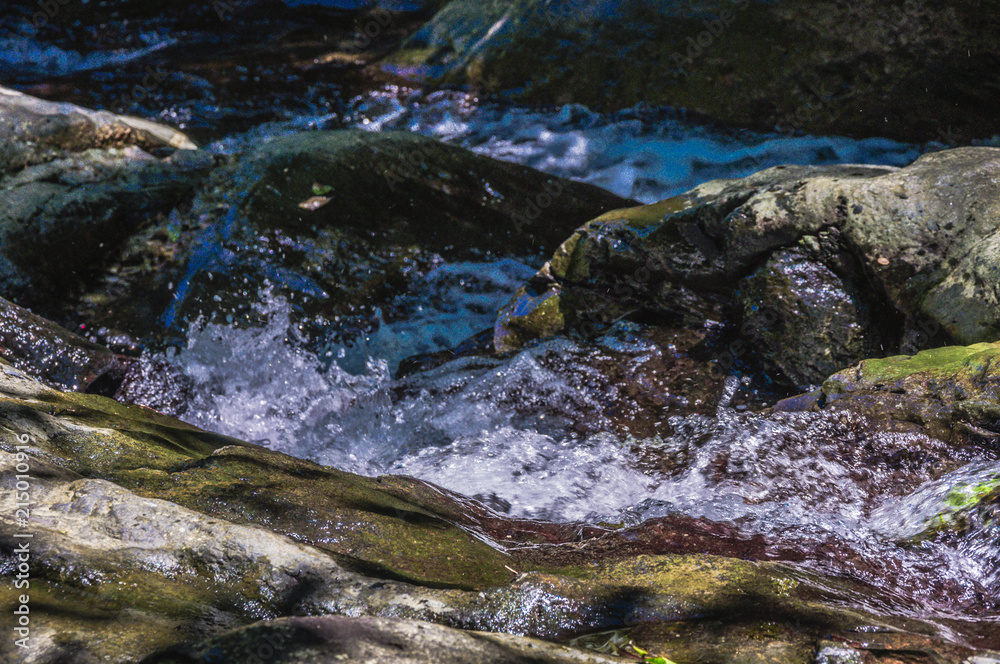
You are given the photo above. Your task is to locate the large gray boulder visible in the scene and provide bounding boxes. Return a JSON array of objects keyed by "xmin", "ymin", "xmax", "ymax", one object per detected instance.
[{"xmin": 0, "ymin": 87, "xmax": 208, "ymax": 324}]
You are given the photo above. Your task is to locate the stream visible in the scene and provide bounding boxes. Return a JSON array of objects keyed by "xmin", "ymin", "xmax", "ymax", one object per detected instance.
[
  {"xmin": 5, "ymin": 3, "xmax": 1000, "ymax": 651},
  {"xmin": 148, "ymin": 95, "xmax": 1000, "ymax": 639}
]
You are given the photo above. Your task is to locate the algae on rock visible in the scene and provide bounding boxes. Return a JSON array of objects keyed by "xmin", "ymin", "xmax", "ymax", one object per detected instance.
[{"xmin": 495, "ymin": 148, "xmax": 1000, "ymax": 390}]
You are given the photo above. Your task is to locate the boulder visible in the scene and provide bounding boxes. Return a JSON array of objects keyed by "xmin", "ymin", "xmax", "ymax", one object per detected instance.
[
  {"xmin": 165, "ymin": 129, "xmax": 632, "ymax": 346},
  {"xmin": 495, "ymin": 147, "xmax": 1000, "ymax": 389},
  {"xmin": 385, "ymin": 0, "xmax": 1000, "ymax": 143},
  {"xmin": 0, "ymin": 87, "xmax": 209, "ymax": 326},
  {"xmin": 777, "ymin": 341, "xmax": 1000, "ymax": 443}
]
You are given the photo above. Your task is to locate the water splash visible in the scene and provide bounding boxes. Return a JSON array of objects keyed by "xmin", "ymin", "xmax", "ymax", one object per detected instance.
[{"xmin": 154, "ymin": 286, "xmax": 1000, "ymax": 613}]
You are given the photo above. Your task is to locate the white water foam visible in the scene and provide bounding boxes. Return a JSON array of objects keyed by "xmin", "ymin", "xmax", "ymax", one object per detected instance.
[
  {"xmin": 345, "ymin": 92, "xmax": 926, "ymax": 202},
  {"xmin": 0, "ymin": 30, "xmax": 174, "ymax": 79},
  {"xmin": 161, "ymin": 287, "xmax": 1000, "ymax": 604}
]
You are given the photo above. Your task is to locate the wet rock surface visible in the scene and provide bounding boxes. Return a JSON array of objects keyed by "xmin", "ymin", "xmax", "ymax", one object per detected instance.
[
  {"xmin": 384, "ymin": 0, "xmax": 1000, "ymax": 143},
  {"xmin": 0, "ymin": 87, "xmax": 208, "ymax": 328},
  {"xmin": 0, "ymin": 295, "xmax": 128, "ymax": 394},
  {"xmin": 785, "ymin": 341, "xmax": 1000, "ymax": 443},
  {"xmin": 164, "ymin": 128, "xmax": 631, "ymax": 346},
  {"xmin": 4, "ymin": 361, "xmax": 1000, "ymax": 661},
  {"xmin": 2, "ymin": 9, "xmax": 1000, "ymax": 663},
  {"xmin": 496, "ymin": 148, "xmax": 1000, "ymax": 390},
  {"xmin": 140, "ymin": 615, "xmax": 622, "ymax": 664}
]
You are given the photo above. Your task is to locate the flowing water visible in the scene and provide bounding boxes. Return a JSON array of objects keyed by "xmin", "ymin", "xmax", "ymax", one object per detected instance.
[
  {"xmin": 139, "ymin": 94, "xmax": 1000, "ymax": 638},
  {"xmin": 4, "ymin": 13, "xmax": 999, "ymax": 638}
]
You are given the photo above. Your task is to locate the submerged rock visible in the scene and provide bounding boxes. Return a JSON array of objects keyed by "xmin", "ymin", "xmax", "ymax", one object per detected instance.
[
  {"xmin": 385, "ymin": 0, "xmax": 1000, "ymax": 143},
  {"xmin": 495, "ymin": 147, "xmax": 1000, "ymax": 390},
  {"xmin": 870, "ymin": 460, "xmax": 1000, "ymax": 544}
]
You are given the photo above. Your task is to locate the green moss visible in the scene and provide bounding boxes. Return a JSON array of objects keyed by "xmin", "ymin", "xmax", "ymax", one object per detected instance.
[
  {"xmin": 587, "ymin": 195, "xmax": 696, "ymax": 229},
  {"xmin": 494, "ymin": 287, "xmax": 567, "ymax": 353},
  {"xmin": 943, "ymin": 478, "xmax": 1000, "ymax": 510},
  {"xmin": 831, "ymin": 342, "xmax": 1000, "ymax": 388}
]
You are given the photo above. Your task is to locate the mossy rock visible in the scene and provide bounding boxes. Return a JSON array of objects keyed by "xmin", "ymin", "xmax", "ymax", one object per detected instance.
[
  {"xmin": 139, "ymin": 615, "xmax": 624, "ymax": 664},
  {"xmin": 871, "ymin": 463, "xmax": 1000, "ymax": 543},
  {"xmin": 0, "ymin": 88, "xmax": 205, "ymax": 324},
  {"xmin": 0, "ymin": 364, "xmax": 513, "ymax": 590},
  {"xmin": 167, "ymin": 129, "xmax": 632, "ymax": 344},
  {"xmin": 495, "ymin": 149, "xmax": 1000, "ymax": 390},
  {"xmin": 811, "ymin": 341, "xmax": 1000, "ymax": 441},
  {"xmin": 1, "ymin": 366, "xmax": 995, "ymax": 661}
]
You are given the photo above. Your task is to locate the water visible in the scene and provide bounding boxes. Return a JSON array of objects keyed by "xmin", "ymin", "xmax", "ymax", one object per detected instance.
[
  {"xmin": 343, "ymin": 90, "xmax": 925, "ymax": 202},
  {"xmin": 160, "ymin": 286, "xmax": 1000, "ymax": 621},
  {"xmin": 0, "ymin": 24, "xmax": 175, "ymax": 79},
  {"xmin": 19, "ymin": 64, "xmax": 987, "ymax": 627},
  {"xmin": 202, "ymin": 90, "xmax": 927, "ymax": 203}
]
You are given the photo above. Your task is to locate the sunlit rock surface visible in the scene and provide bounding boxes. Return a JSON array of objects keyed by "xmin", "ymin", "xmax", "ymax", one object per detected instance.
[
  {"xmin": 496, "ymin": 147, "xmax": 1000, "ymax": 389},
  {"xmin": 4, "ymin": 358, "xmax": 1000, "ymax": 662},
  {"xmin": 786, "ymin": 341, "xmax": 1000, "ymax": 443}
]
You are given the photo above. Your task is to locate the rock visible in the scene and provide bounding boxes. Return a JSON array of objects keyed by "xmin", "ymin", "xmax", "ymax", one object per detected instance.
[
  {"xmin": 140, "ymin": 615, "xmax": 622, "ymax": 664},
  {"xmin": 385, "ymin": 0, "xmax": 1000, "ymax": 143},
  {"xmin": 0, "ymin": 363, "xmax": 514, "ymax": 589},
  {"xmin": 0, "ymin": 86, "xmax": 196, "ymax": 174},
  {"xmin": 0, "ymin": 295, "xmax": 128, "ymax": 394},
  {"xmin": 0, "ymin": 449, "xmax": 460, "ymax": 663},
  {"xmin": 739, "ymin": 247, "xmax": 874, "ymax": 389},
  {"xmin": 495, "ymin": 148, "xmax": 1000, "ymax": 389},
  {"xmin": 0, "ymin": 87, "xmax": 210, "ymax": 324},
  {"xmin": 2, "ymin": 364, "xmax": 998, "ymax": 662},
  {"xmin": 166, "ymin": 129, "xmax": 632, "ymax": 345},
  {"xmin": 788, "ymin": 341, "xmax": 1000, "ymax": 442},
  {"xmin": 870, "ymin": 459, "xmax": 1000, "ymax": 543}
]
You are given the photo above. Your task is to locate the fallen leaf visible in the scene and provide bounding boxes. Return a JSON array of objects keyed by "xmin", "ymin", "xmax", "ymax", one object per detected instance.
[{"xmin": 298, "ymin": 195, "xmax": 331, "ymax": 211}]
